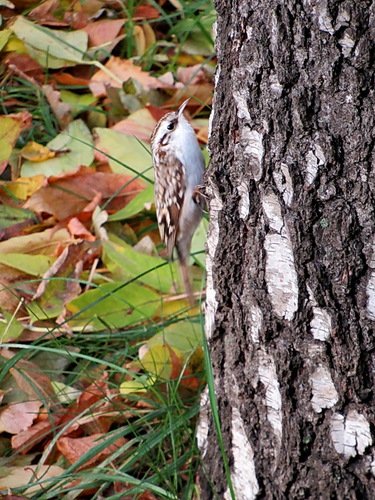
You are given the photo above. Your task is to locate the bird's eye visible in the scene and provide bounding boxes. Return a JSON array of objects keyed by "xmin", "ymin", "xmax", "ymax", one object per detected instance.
[{"xmin": 167, "ymin": 122, "xmax": 174, "ymax": 131}]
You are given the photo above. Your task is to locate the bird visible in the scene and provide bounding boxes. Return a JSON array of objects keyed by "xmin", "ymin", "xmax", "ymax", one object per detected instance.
[{"xmin": 150, "ymin": 98, "xmax": 205, "ymax": 304}]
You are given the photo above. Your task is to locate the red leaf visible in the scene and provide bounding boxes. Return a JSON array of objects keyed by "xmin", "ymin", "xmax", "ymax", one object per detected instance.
[
  {"xmin": 57, "ymin": 433, "xmax": 126, "ymax": 469},
  {"xmin": 0, "ymin": 400, "xmax": 42, "ymax": 434}
]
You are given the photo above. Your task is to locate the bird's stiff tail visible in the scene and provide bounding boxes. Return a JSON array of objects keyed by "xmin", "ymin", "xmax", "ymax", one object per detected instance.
[{"xmin": 179, "ymin": 256, "xmax": 195, "ymax": 307}]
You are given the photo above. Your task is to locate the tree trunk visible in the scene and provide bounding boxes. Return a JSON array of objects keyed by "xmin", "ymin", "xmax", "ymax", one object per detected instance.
[{"xmin": 198, "ymin": 1, "xmax": 375, "ymax": 498}]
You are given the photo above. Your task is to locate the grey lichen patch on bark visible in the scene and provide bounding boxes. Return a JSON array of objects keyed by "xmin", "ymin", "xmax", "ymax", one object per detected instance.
[
  {"xmin": 205, "ymin": 184, "xmax": 223, "ymax": 340},
  {"xmin": 316, "ymin": 2, "xmax": 335, "ymax": 35},
  {"xmin": 310, "ymin": 307, "xmax": 332, "ymax": 341},
  {"xmin": 224, "ymin": 406, "xmax": 259, "ymax": 500},
  {"xmin": 305, "ymin": 144, "xmax": 326, "ymax": 186},
  {"xmin": 237, "ymin": 180, "xmax": 250, "ymax": 220},
  {"xmin": 258, "ymin": 349, "xmax": 282, "ymax": 449},
  {"xmin": 366, "ymin": 242, "xmax": 375, "ymax": 320},
  {"xmin": 310, "ymin": 365, "xmax": 338, "ymax": 413},
  {"xmin": 330, "ymin": 410, "xmax": 372, "ymax": 458},
  {"xmin": 339, "ymin": 32, "xmax": 355, "ymax": 57},
  {"xmin": 273, "ymin": 163, "xmax": 293, "ymax": 207},
  {"xmin": 249, "ymin": 303, "xmax": 262, "ymax": 344},
  {"xmin": 262, "ymin": 193, "xmax": 298, "ymax": 320},
  {"xmin": 196, "ymin": 387, "xmax": 209, "ymax": 458}
]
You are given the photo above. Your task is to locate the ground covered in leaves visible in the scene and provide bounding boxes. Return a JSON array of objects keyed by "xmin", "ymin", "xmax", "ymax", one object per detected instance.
[{"xmin": 0, "ymin": 0, "xmax": 214, "ymax": 497}]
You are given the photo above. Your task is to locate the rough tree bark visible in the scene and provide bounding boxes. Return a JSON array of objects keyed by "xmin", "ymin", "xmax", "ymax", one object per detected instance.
[{"xmin": 198, "ymin": 1, "xmax": 375, "ymax": 498}]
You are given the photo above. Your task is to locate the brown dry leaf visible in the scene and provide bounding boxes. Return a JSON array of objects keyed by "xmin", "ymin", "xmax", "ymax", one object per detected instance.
[
  {"xmin": 42, "ymin": 85, "xmax": 72, "ymax": 129},
  {"xmin": 67, "ymin": 217, "xmax": 95, "ymax": 241},
  {"xmin": 0, "ymin": 350, "xmax": 56, "ymax": 402},
  {"xmin": 11, "ymin": 418, "xmax": 54, "ymax": 452},
  {"xmin": 57, "ymin": 433, "xmax": 126, "ymax": 469},
  {"xmin": 176, "ymin": 63, "xmax": 211, "ymax": 86},
  {"xmin": 30, "ymin": 242, "xmax": 90, "ymax": 321},
  {"xmin": 25, "ymin": 167, "xmax": 144, "ymax": 220},
  {"xmin": 112, "ymin": 108, "xmax": 157, "ymax": 142},
  {"xmin": 52, "ymin": 72, "xmax": 91, "ymax": 86},
  {"xmin": 0, "ymin": 400, "xmax": 42, "ymax": 434},
  {"xmin": 5, "ymin": 53, "xmax": 44, "ymax": 83},
  {"xmin": 0, "ymin": 228, "xmax": 72, "ymax": 310},
  {"xmin": 165, "ymin": 83, "xmax": 213, "ymax": 109},
  {"xmin": 28, "ymin": 0, "xmax": 68, "ymax": 26},
  {"xmin": 133, "ymin": 4, "xmax": 160, "ymax": 20},
  {"xmin": 83, "ymin": 19, "xmax": 124, "ymax": 47},
  {"xmin": 58, "ymin": 377, "xmax": 112, "ymax": 435},
  {"xmin": 89, "ymin": 56, "xmax": 170, "ymax": 97},
  {"xmin": 0, "ymin": 465, "xmax": 65, "ymax": 494}
]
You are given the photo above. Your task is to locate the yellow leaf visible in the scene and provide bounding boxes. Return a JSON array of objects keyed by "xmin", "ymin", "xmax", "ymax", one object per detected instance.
[
  {"xmin": 133, "ymin": 25, "xmax": 145, "ymax": 56},
  {"xmin": 0, "ymin": 112, "xmax": 32, "ymax": 173},
  {"xmin": 4, "ymin": 34, "xmax": 27, "ymax": 53},
  {"xmin": 21, "ymin": 141, "xmax": 56, "ymax": 162},
  {"xmin": 5, "ymin": 175, "xmax": 45, "ymax": 200}
]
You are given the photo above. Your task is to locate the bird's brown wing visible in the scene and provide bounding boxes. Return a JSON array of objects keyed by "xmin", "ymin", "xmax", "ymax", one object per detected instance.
[{"xmin": 154, "ymin": 156, "xmax": 185, "ymax": 259}]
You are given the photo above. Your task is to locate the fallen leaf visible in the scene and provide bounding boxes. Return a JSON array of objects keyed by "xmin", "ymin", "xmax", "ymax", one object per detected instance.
[
  {"xmin": 82, "ymin": 19, "xmax": 124, "ymax": 47},
  {"xmin": 28, "ymin": 243, "xmax": 88, "ymax": 320},
  {"xmin": 0, "ymin": 28, "xmax": 11, "ymax": 51},
  {"xmin": 0, "ymin": 253, "xmax": 53, "ymax": 276},
  {"xmin": 11, "ymin": 418, "xmax": 54, "ymax": 452},
  {"xmin": 5, "ymin": 52, "xmax": 44, "ymax": 83},
  {"xmin": 0, "ymin": 311, "xmax": 24, "ymax": 342},
  {"xmin": 25, "ymin": 167, "xmax": 144, "ymax": 220},
  {"xmin": 0, "ymin": 465, "xmax": 64, "ymax": 493},
  {"xmin": 28, "ymin": 0, "xmax": 61, "ymax": 25},
  {"xmin": 89, "ymin": 56, "xmax": 169, "ymax": 97},
  {"xmin": 0, "ymin": 400, "xmax": 42, "ymax": 434},
  {"xmin": 67, "ymin": 217, "xmax": 95, "ymax": 241},
  {"xmin": 94, "ymin": 128, "xmax": 152, "ymax": 180},
  {"xmin": 42, "ymin": 84, "xmax": 72, "ymax": 128},
  {"xmin": 57, "ymin": 433, "xmax": 126, "ymax": 469},
  {"xmin": 0, "ymin": 204, "xmax": 37, "ymax": 230},
  {"xmin": 133, "ymin": 5, "xmax": 160, "ymax": 20},
  {"xmin": 21, "ymin": 119, "xmax": 94, "ymax": 177},
  {"xmin": 20, "ymin": 141, "xmax": 56, "ymax": 162},
  {"xmin": 0, "ymin": 228, "xmax": 72, "ymax": 311},
  {"xmin": 103, "ymin": 236, "xmax": 176, "ymax": 293},
  {"xmin": 0, "ymin": 112, "xmax": 32, "ymax": 174},
  {"xmin": 108, "ymin": 184, "xmax": 153, "ymax": 221},
  {"xmin": 67, "ymin": 280, "xmax": 160, "ymax": 331},
  {"xmin": 59, "ymin": 89, "xmax": 97, "ymax": 118},
  {"xmin": 176, "ymin": 63, "xmax": 211, "ymax": 85},
  {"xmin": 112, "ymin": 108, "xmax": 157, "ymax": 142},
  {"xmin": 10, "ymin": 16, "xmax": 88, "ymax": 68}
]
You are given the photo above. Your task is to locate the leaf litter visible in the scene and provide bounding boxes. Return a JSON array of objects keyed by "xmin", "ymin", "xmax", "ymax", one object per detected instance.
[{"xmin": 0, "ymin": 0, "xmax": 214, "ymax": 496}]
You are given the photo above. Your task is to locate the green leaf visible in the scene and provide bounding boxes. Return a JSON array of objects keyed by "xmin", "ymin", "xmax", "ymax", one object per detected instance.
[
  {"xmin": 0, "ymin": 253, "xmax": 53, "ymax": 276},
  {"xmin": 21, "ymin": 120, "xmax": 94, "ymax": 177},
  {"xmin": 0, "ymin": 205, "xmax": 36, "ymax": 229},
  {"xmin": 0, "ymin": 311, "xmax": 23, "ymax": 342},
  {"xmin": 0, "ymin": 29, "xmax": 11, "ymax": 51},
  {"xmin": 66, "ymin": 281, "xmax": 160, "ymax": 331},
  {"xmin": 140, "ymin": 343, "xmax": 176, "ymax": 379},
  {"xmin": 108, "ymin": 185, "xmax": 154, "ymax": 221},
  {"xmin": 103, "ymin": 236, "xmax": 177, "ymax": 294},
  {"xmin": 94, "ymin": 128, "xmax": 153, "ymax": 181},
  {"xmin": 147, "ymin": 320, "xmax": 203, "ymax": 355},
  {"xmin": 119, "ymin": 374, "xmax": 155, "ymax": 395},
  {"xmin": 10, "ymin": 16, "xmax": 88, "ymax": 68},
  {"xmin": 191, "ymin": 218, "xmax": 207, "ymax": 268},
  {"xmin": 60, "ymin": 90, "xmax": 97, "ymax": 118}
]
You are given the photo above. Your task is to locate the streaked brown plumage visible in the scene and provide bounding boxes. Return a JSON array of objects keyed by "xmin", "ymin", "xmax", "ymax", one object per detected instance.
[{"xmin": 151, "ymin": 100, "xmax": 205, "ymax": 303}]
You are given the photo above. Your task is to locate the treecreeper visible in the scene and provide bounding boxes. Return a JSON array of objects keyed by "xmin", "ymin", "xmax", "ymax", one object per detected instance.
[{"xmin": 151, "ymin": 99, "xmax": 205, "ymax": 305}]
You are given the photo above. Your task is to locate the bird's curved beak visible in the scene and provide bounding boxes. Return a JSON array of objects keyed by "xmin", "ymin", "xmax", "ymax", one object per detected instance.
[{"xmin": 178, "ymin": 98, "xmax": 190, "ymax": 116}]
